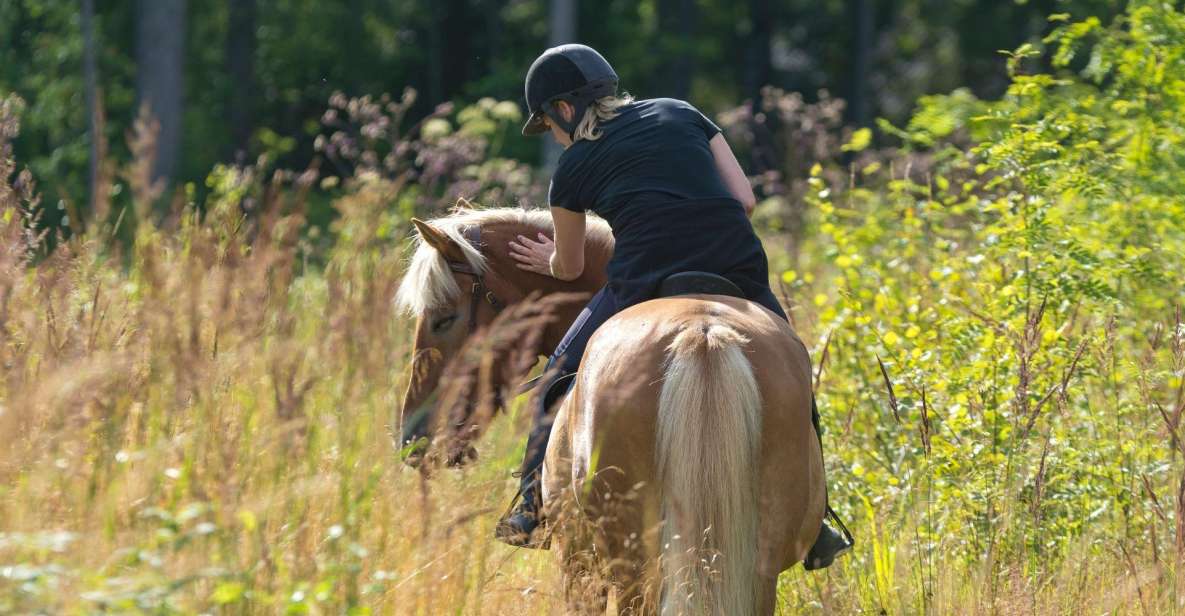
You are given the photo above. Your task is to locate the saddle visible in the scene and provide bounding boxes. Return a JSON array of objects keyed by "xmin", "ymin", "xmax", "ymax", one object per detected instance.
[{"xmin": 657, "ymin": 271, "xmax": 745, "ymax": 299}]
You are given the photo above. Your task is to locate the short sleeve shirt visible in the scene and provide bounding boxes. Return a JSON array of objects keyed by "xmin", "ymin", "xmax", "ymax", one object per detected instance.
[
  {"xmin": 546, "ymin": 98, "xmax": 768, "ymax": 307},
  {"xmin": 547, "ymin": 98, "xmax": 734, "ymax": 228}
]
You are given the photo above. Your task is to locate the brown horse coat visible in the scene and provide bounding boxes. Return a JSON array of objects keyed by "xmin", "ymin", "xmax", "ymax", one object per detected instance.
[
  {"xmin": 396, "ymin": 209, "xmax": 825, "ymax": 614},
  {"xmin": 543, "ymin": 295, "xmax": 825, "ymax": 614}
]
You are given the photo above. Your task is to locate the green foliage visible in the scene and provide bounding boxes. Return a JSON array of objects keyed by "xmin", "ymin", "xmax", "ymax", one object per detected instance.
[
  {"xmin": 792, "ymin": 2, "xmax": 1185, "ymax": 610},
  {"xmin": 3, "ymin": 2, "xmax": 1185, "ymax": 614},
  {"xmin": 0, "ymin": 0, "xmax": 1132, "ymax": 223}
]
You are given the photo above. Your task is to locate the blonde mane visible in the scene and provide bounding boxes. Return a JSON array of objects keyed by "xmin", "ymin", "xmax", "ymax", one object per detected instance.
[{"xmin": 395, "ymin": 207, "xmax": 611, "ymax": 316}]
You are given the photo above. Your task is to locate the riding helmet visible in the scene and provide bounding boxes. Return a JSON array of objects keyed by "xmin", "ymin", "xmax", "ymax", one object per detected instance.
[{"xmin": 522, "ymin": 44, "xmax": 619, "ymax": 137}]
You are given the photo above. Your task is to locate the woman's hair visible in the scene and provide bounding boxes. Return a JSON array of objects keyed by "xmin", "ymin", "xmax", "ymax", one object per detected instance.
[{"xmin": 572, "ymin": 94, "xmax": 634, "ymax": 142}]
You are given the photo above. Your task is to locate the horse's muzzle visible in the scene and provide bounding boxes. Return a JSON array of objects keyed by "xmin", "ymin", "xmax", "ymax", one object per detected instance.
[{"xmin": 399, "ymin": 435, "xmax": 429, "ymax": 467}]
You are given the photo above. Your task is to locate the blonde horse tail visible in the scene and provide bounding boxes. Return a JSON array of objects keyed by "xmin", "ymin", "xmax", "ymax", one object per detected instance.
[{"xmin": 656, "ymin": 321, "xmax": 761, "ymax": 616}]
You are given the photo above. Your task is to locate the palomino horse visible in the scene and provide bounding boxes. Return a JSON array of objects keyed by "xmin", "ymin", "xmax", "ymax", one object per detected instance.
[
  {"xmin": 541, "ymin": 296, "xmax": 825, "ymax": 614},
  {"xmin": 395, "ymin": 206, "xmax": 610, "ymax": 458},
  {"xmin": 396, "ymin": 206, "xmax": 825, "ymax": 615}
]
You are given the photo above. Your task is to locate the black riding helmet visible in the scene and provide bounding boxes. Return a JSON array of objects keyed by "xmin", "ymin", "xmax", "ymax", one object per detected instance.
[{"xmin": 522, "ymin": 44, "xmax": 619, "ymax": 138}]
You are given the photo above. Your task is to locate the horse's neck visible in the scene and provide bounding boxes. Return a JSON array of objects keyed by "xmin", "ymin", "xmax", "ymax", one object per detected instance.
[{"xmin": 487, "ymin": 222, "xmax": 612, "ymax": 350}]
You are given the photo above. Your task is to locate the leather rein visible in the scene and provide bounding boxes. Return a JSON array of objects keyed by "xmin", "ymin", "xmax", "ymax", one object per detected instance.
[
  {"xmin": 445, "ymin": 225, "xmax": 505, "ymax": 334},
  {"xmin": 443, "ymin": 224, "xmax": 512, "ymax": 416}
]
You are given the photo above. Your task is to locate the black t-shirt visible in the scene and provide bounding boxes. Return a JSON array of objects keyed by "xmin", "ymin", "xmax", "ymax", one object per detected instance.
[
  {"xmin": 549, "ymin": 98, "xmax": 734, "ymax": 224},
  {"xmin": 548, "ymin": 98, "xmax": 771, "ymax": 307}
]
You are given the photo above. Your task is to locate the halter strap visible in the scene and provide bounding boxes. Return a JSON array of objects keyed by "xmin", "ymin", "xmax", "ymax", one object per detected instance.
[
  {"xmin": 446, "ymin": 225, "xmax": 504, "ymax": 332},
  {"xmin": 444, "ymin": 224, "xmax": 508, "ymax": 414}
]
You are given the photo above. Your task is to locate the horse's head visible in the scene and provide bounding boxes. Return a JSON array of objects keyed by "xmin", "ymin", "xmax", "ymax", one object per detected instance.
[
  {"xmin": 394, "ymin": 206, "xmax": 613, "ymax": 468},
  {"xmin": 395, "ymin": 214, "xmax": 513, "ymax": 467}
]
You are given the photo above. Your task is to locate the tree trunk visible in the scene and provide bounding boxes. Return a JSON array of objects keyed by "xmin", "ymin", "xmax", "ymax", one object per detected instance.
[
  {"xmin": 743, "ymin": 0, "xmax": 771, "ymax": 106},
  {"xmin": 542, "ymin": 0, "xmax": 577, "ymax": 172},
  {"xmin": 81, "ymin": 0, "xmax": 100, "ymax": 221},
  {"xmin": 847, "ymin": 0, "xmax": 873, "ymax": 126},
  {"xmin": 225, "ymin": 0, "xmax": 256, "ymax": 160},
  {"xmin": 426, "ymin": 1, "xmax": 444, "ymax": 106},
  {"xmin": 657, "ymin": 0, "xmax": 697, "ymax": 99},
  {"xmin": 136, "ymin": 0, "xmax": 186, "ymax": 189},
  {"xmin": 440, "ymin": 0, "xmax": 473, "ymax": 103},
  {"xmin": 483, "ymin": 0, "xmax": 505, "ymax": 85}
]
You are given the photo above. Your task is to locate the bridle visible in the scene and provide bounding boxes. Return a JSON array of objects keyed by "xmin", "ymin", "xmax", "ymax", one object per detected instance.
[
  {"xmin": 438, "ymin": 224, "xmax": 512, "ymax": 423},
  {"xmin": 445, "ymin": 225, "xmax": 505, "ymax": 333},
  {"xmin": 444, "ymin": 225, "xmax": 554, "ymax": 395}
]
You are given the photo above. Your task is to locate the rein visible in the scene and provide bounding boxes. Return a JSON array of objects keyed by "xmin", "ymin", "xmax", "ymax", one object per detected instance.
[
  {"xmin": 442, "ymin": 226, "xmax": 557, "ymax": 397},
  {"xmin": 445, "ymin": 224, "xmax": 510, "ymax": 416},
  {"xmin": 446, "ymin": 225, "xmax": 504, "ymax": 333}
]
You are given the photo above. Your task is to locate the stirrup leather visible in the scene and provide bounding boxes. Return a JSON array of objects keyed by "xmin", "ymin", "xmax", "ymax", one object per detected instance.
[{"xmin": 825, "ymin": 504, "xmax": 854, "ymax": 548}]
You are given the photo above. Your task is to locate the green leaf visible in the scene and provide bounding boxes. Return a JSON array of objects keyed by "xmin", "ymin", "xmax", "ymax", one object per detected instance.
[
  {"xmin": 211, "ymin": 581, "xmax": 245, "ymax": 604},
  {"xmin": 842, "ymin": 127, "xmax": 873, "ymax": 152}
]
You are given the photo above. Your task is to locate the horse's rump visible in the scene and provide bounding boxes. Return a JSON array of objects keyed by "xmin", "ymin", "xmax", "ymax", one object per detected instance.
[{"xmin": 543, "ymin": 295, "xmax": 825, "ymax": 615}]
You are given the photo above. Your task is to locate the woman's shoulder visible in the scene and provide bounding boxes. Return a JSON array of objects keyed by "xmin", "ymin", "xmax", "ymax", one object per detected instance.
[{"xmin": 635, "ymin": 97, "xmax": 698, "ymax": 112}]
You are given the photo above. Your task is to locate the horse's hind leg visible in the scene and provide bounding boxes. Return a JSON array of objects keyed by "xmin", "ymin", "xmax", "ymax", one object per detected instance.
[
  {"xmin": 601, "ymin": 551, "xmax": 656, "ymax": 615},
  {"xmin": 578, "ymin": 470, "xmax": 654, "ymax": 615},
  {"xmin": 561, "ymin": 554, "xmax": 610, "ymax": 615},
  {"xmin": 756, "ymin": 574, "xmax": 779, "ymax": 615}
]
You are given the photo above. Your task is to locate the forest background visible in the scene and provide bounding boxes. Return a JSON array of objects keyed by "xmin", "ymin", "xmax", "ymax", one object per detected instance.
[{"xmin": 2, "ymin": 0, "xmax": 1185, "ymax": 613}]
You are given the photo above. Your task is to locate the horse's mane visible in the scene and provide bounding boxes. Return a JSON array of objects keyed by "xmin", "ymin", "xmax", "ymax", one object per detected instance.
[{"xmin": 395, "ymin": 206, "xmax": 611, "ymax": 316}]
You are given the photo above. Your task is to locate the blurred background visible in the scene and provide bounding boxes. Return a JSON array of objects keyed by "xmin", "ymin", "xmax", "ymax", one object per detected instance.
[
  {"xmin": 2, "ymin": 0, "xmax": 1122, "ymax": 222},
  {"xmin": 5, "ymin": 1, "xmax": 1185, "ymax": 613}
]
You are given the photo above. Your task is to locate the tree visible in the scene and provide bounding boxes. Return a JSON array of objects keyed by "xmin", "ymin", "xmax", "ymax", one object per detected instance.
[
  {"xmin": 542, "ymin": 0, "xmax": 577, "ymax": 171},
  {"xmin": 656, "ymin": 0, "xmax": 697, "ymax": 99},
  {"xmin": 136, "ymin": 0, "xmax": 186, "ymax": 189},
  {"xmin": 82, "ymin": 0, "xmax": 100, "ymax": 216},
  {"xmin": 847, "ymin": 0, "xmax": 873, "ymax": 127},
  {"xmin": 226, "ymin": 0, "xmax": 256, "ymax": 159},
  {"xmin": 743, "ymin": 0, "xmax": 771, "ymax": 106}
]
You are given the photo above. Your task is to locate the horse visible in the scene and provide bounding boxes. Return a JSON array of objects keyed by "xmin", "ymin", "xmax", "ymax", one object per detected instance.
[
  {"xmin": 395, "ymin": 205, "xmax": 611, "ymax": 461},
  {"xmin": 395, "ymin": 205, "xmax": 825, "ymax": 615},
  {"xmin": 540, "ymin": 295, "xmax": 826, "ymax": 614}
]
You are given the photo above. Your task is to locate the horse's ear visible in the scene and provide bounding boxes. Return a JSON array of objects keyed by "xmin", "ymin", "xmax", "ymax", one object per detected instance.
[{"xmin": 411, "ymin": 218, "xmax": 465, "ymax": 261}]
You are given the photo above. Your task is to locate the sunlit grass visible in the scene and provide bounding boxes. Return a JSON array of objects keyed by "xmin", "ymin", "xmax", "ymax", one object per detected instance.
[
  {"xmin": 4, "ymin": 4, "xmax": 1185, "ymax": 611},
  {"xmin": 0, "ymin": 188, "xmax": 1177, "ymax": 613}
]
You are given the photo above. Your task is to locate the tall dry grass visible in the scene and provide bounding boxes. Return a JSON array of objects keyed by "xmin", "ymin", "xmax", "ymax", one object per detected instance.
[
  {"xmin": 0, "ymin": 94, "xmax": 568, "ymax": 614},
  {"xmin": 4, "ymin": 11, "xmax": 1185, "ymax": 607}
]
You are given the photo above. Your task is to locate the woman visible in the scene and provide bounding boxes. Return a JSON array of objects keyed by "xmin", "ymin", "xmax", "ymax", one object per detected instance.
[{"xmin": 497, "ymin": 44, "xmax": 851, "ymax": 570}]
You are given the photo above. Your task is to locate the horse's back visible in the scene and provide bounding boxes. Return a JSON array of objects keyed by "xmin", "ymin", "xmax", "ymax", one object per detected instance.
[{"xmin": 544, "ymin": 294, "xmax": 825, "ymax": 584}]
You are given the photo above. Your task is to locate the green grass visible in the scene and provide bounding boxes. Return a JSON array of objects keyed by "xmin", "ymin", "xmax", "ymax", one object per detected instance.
[{"xmin": 3, "ymin": 3, "xmax": 1185, "ymax": 613}]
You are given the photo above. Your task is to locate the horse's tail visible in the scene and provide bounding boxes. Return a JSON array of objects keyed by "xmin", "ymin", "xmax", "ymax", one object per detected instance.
[{"xmin": 656, "ymin": 320, "xmax": 761, "ymax": 615}]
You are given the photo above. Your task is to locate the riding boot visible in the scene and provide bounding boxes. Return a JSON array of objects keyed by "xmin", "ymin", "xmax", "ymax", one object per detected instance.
[
  {"xmin": 804, "ymin": 395, "xmax": 855, "ymax": 570},
  {"xmin": 495, "ymin": 371, "xmax": 576, "ymax": 548}
]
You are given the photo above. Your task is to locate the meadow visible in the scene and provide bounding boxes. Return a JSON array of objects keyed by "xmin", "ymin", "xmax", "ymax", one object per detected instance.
[{"xmin": 2, "ymin": 4, "xmax": 1185, "ymax": 613}]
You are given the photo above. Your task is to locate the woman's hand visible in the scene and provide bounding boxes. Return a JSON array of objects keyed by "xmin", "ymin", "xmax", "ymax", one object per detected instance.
[{"xmin": 508, "ymin": 232, "xmax": 557, "ymax": 277}]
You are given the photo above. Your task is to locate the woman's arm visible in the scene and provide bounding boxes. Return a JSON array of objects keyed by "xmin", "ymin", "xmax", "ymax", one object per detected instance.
[
  {"xmin": 507, "ymin": 207, "xmax": 586, "ymax": 281},
  {"xmin": 709, "ymin": 133, "xmax": 757, "ymax": 217},
  {"xmin": 548, "ymin": 207, "xmax": 585, "ymax": 280}
]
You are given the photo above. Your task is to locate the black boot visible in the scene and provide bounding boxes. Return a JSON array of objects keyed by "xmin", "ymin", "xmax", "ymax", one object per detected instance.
[
  {"xmin": 804, "ymin": 509, "xmax": 854, "ymax": 570},
  {"xmin": 494, "ymin": 372, "xmax": 575, "ymax": 548},
  {"xmin": 803, "ymin": 396, "xmax": 854, "ymax": 570},
  {"xmin": 494, "ymin": 476, "xmax": 546, "ymax": 547}
]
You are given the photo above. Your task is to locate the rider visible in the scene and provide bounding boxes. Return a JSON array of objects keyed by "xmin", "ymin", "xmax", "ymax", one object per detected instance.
[{"xmin": 495, "ymin": 43, "xmax": 852, "ymax": 570}]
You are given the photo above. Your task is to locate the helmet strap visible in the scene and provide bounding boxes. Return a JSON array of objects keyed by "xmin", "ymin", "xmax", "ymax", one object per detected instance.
[
  {"xmin": 541, "ymin": 79, "xmax": 618, "ymax": 140},
  {"xmin": 541, "ymin": 99, "xmax": 585, "ymax": 138}
]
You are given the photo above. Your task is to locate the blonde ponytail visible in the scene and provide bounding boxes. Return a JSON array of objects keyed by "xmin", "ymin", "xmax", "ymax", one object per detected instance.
[{"xmin": 572, "ymin": 94, "xmax": 634, "ymax": 142}]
